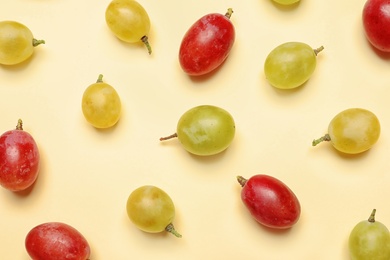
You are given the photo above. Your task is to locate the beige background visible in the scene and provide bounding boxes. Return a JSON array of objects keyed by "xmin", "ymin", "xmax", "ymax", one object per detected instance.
[{"xmin": 1, "ymin": 0, "xmax": 390, "ymax": 259}]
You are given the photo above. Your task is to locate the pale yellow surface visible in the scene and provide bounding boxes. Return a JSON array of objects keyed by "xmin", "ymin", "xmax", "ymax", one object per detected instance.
[{"xmin": 0, "ymin": 0, "xmax": 389, "ymax": 259}]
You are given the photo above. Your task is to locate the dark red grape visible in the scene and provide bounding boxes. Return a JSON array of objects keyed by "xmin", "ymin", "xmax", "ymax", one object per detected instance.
[
  {"xmin": 0, "ymin": 119, "xmax": 40, "ymax": 191},
  {"xmin": 237, "ymin": 175, "xmax": 301, "ymax": 229},
  {"xmin": 363, "ymin": 0, "xmax": 390, "ymax": 52},
  {"xmin": 179, "ymin": 8, "xmax": 235, "ymax": 76}
]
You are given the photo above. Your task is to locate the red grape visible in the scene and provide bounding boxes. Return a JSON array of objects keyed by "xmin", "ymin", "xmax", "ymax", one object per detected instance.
[
  {"xmin": 0, "ymin": 119, "xmax": 40, "ymax": 191},
  {"xmin": 237, "ymin": 175, "xmax": 301, "ymax": 229},
  {"xmin": 362, "ymin": 0, "xmax": 390, "ymax": 52},
  {"xmin": 179, "ymin": 8, "xmax": 235, "ymax": 76},
  {"xmin": 25, "ymin": 222, "xmax": 91, "ymax": 260}
]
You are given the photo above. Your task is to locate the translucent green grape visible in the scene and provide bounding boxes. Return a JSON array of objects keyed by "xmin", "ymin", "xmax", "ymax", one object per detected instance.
[
  {"xmin": 312, "ymin": 108, "xmax": 380, "ymax": 154},
  {"xmin": 264, "ymin": 42, "xmax": 323, "ymax": 89},
  {"xmin": 126, "ymin": 185, "xmax": 181, "ymax": 237},
  {"xmin": 160, "ymin": 105, "xmax": 236, "ymax": 156},
  {"xmin": 105, "ymin": 0, "xmax": 152, "ymax": 54},
  {"xmin": 349, "ymin": 209, "xmax": 390, "ymax": 260},
  {"xmin": 0, "ymin": 21, "xmax": 45, "ymax": 65},
  {"xmin": 81, "ymin": 74, "xmax": 121, "ymax": 129}
]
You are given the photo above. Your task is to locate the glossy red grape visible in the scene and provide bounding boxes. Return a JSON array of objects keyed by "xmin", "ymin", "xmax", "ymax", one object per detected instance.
[
  {"xmin": 25, "ymin": 222, "xmax": 91, "ymax": 260},
  {"xmin": 0, "ymin": 119, "xmax": 40, "ymax": 191},
  {"xmin": 237, "ymin": 175, "xmax": 301, "ymax": 229},
  {"xmin": 362, "ymin": 0, "xmax": 390, "ymax": 52},
  {"xmin": 179, "ymin": 8, "xmax": 235, "ymax": 76}
]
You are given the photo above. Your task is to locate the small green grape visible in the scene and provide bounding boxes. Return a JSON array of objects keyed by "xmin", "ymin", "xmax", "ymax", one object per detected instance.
[
  {"xmin": 312, "ymin": 108, "xmax": 380, "ymax": 154},
  {"xmin": 105, "ymin": 0, "xmax": 152, "ymax": 54},
  {"xmin": 0, "ymin": 21, "xmax": 45, "ymax": 65},
  {"xmin": 272, "ymin": 0, "xmax": 300, "ymax": 5},
  {"xmin": 160, "ymin": 105, "xmax": 236, "ymax": 156},
  {"xmin": 349, "ymin": 209, "xmax": 390, "ymax": 260},
  {"xmin": 264, "ymin": 42, "xmax": 323, "ymax": 89},
  {"xmin": 126, "ymin": 185, "xmax": 181, "ymax": 237},
  {"xmin": 81, "ymin": 74, "xmax": 121, "ymax": 129}
]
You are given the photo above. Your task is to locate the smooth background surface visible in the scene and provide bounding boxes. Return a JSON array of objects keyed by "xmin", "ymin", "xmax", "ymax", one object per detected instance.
[{"xmin": 1, "ymin": 0, "xmax": 390, "ymax": 259}]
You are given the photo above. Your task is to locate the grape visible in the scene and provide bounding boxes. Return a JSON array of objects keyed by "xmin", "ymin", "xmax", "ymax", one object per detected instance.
[
  {"xmin": 363, "ymin": 0, "xmax": 390, "ymax": 52},
  {"xmin": 81, "ymin": 74, "xmax": 121, "ymax": 129},
  {"xmin": 264, "ymin": 42, "xmax": 323, "ymax": 89},
  {"xmin": 237, "ymin": 175, "xmax": 301, "ymax": 229},
  {"xmin": 312, "ymin": 108, "xmax": 380, "ymax": 154},
  {"xmin": 0, "ymin": 119, "xmax": 40, "ymax": 191},
  {"xmin": 179, "ymin": 8, "xmax": 235, "ymax": 76},
  {"xmin": 272, "ymin": 0, "xmax": 300, "ymax": 5},
  {"xmin": 160, "ymin": 105, "xmax": 235, "ymax": 156},
  {"xmin": 105, "ymin": 0, "xmax": 152, "ymax": 54},
  {"xmin": 126, "ymin": 185, "xmax": 182, "ymax": 237},
  {"xmin": 349, "ymin": 209, "xmax": 390, "ymax": 260},
  {"xmin": 25, "ymin": 222, "xmax": 91, "ymax": 260},
  {"xmin": 0, "ymin": 20, "xmax": 45, "ymax": 65}
]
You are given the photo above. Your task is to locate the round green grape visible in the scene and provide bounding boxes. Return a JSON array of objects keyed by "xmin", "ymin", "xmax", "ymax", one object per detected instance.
[
  {"xmin": 349, "ymin": 209, "xmax": 390, "ymax": 260},
  {"xmin": 126, "ymin": 185, "xmax": 181, "ymax": 237},
  {"xmin": 312, "ymin": 108, "xmax": 380, "ymax": 154},
  {"xmin": 0, "ymin": 21, "xmax": 45, "ymax": 65},
  {"xmin": 160, "ymin": 105, "xmax": 236, "ymax": 156},
  {"xmin": 264, "ymin": 42, "xmax": 323, "ymax": 89},
  {"xmin": 81, "ymin": 74, "xmax": 121, "ymax": 129},
  {"xmin": 272, "ymin": 0, "xmax": 300, "ymax": 5},
  {"xmin": 105, "ymin": 0, "xmax": 152, "ymax": 54}
]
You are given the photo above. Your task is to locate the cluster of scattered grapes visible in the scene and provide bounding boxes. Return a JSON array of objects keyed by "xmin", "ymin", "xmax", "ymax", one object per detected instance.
[{"xmin": 0, "ymin": 0, "xmax": 390, "ymax": 259}]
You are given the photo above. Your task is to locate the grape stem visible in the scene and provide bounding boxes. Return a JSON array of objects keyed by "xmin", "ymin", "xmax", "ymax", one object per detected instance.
[
  {"xmin": 160, "ymin": 133, "xmax": 178, "ymax": 141},
  {"xmin": 33, "ymin": 38, "xmax": 45, "ymax": 47},
  {"xmin": 236, "ymin": 176, "xmax": 248, "ymax": 187},
  {"xmin": 225, "ymin": 8, "xmax": 234, "ymax": 19},
  {"xmin": 314, "ymin": 46, "xmax": 324, "ymax": 56},
  {"xmin": 16, "ymin": 119, "xmax": 23, "ymax": 130},
  {"xmin": 368, "ymin": 209, "xmax": 377, "ymax": 223},
  {"xmin": 96, "ymin": 74, "xmax": 104, "ymax": 83},
  {"xmin": 141, "ymin": 36, "xmax": 152, "ymax": 55},
  {"xmin": 165, "ymin": 223, "xmax": 182, "ymax": 238},
  {"xmin": 312, "ymin": 134, "xmax": 331, "ymax": 146}
]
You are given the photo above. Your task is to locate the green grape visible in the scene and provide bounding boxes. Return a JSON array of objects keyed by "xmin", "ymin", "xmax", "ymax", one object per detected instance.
[
  {"xmin": 0, "ymin": 21, "xmax": 45, "ymax": 65},
  {"xmin": 312, "ymin": 108, "xmax": 380, "ymax": 154},
  {"xmin": 160, "ymin": 105, "xmax": 236, "ymax": 156},
  {"xmin": 105, "ymin": 0, "xmax": 152, "ymax": 54},
  {"xmin": 264, "ymin": 42, "xmax": 323, "ymax": 89},
  {"xmin": 272, "ymin": 0, "xmax": 300, "ymax": 5},
  {"xmin": 349, "ymin": 209, "xmax": 390, "ymax": 260},
  {"xmin": 81, "ymin": 74, "xmax": 121, "ymax": 129},
  {"xmin": 126, "ymin": 185, "xmax": 181, "ymax": 237}
]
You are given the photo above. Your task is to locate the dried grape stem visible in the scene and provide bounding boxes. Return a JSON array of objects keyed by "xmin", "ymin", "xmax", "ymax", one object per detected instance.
[
  {"xmin": 236, "ymin": 176, "xmax": 247, "ymax": 187},
  {"xmin": 16, "ymin": 119, "xmax": 23, "ymax": 130},
  {"xmin": 225, "ymin": 8, "xmax": 234, "ymax": 19},
  {"xmin": 33, "ymin": 38, "xmax": 45, "ymax": 47},
  {"xmin": 314, "ymin": 46, "xmax": 324, "ymax": 56},
  {"xmin": 160, "ymin": 133, "xmax": 178, "ymax": 141},
  {"xmin": 165, "ymin": 223, "xmax": 182, "ymax": 238},
  {"xmin": 312, "ymin": 134, "xmax": 331, "ymax": 146},
  {"xmin": 368, "ymin": 209, "xmax": 376, "ymax": 223},
  {"xmin": 141, "ymin": 36, "xmax": 152, "ymax": 55}
]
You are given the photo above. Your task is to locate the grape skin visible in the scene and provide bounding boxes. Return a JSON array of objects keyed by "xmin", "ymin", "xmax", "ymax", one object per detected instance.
[
  {"xmin": 81, "ymin": 74, "xmax": 121, "ymax": 129},
  {"xmin": 264, "ymin": 42, "xmax": 323, "ymax": 89},
  {"xmin": 0, "ymin": 21, "xmax": 44, "ymax": 65},
  {"xmin": 105, "ymin": 0, "xmax": 152, "ymax": 54}
]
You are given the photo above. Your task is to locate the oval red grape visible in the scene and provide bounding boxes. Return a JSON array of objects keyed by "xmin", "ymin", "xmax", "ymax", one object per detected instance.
[
  {"xmin": 237, "ymin": 174, "xmax": 301, "ymax": 229},
  {"xmin": 179, "ymin": 8, "xmax": 235, "ymax": 76},
  {"xmin": 25, "ymin": 222, "xmax": 91, "ymax": 260},
  {"xmin": 0, "ymin": 119, "xmax": 40, "ymax": 191},
  {"xmin": 362, "ymin": 0, "xmax": 390, "ymax": 52}
]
